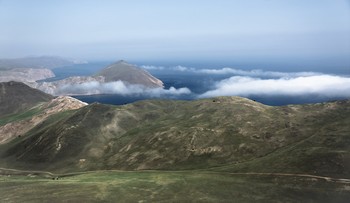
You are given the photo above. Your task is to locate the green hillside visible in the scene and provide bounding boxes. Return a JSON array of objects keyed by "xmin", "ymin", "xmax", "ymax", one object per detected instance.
[{"xmin": 1, "ymin": 96, "xmax": 349, "ymax": 179}]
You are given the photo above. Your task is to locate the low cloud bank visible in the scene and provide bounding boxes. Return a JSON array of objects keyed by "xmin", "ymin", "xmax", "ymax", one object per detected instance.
[
  {"xmin": 197, "ymin": 68, "xmax": 320, "ymax": 78},
  {"xmin": 199, "ymin": 75, "xmax": 350, "ymax": 98},
  {"xmin": 141, "ymin": 65, "xmax": 320, "ymax": 78},
  {"xmin": 141, "ymin": 65, "xmax": 165, "ymax": 70},
  {"xmin": 141, "ymin": 65, "xmax": 195, "ymax": 72},
  {"xmin": 137, "ymin": 65, "xmax": 350, "ymax": 101},
  {"xmin": 55, "ymin": 81, "xmax": 191, "ymax": 97}
]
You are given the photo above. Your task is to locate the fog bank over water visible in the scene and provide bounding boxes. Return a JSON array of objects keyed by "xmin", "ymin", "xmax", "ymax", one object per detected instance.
[{"xmin": 49, "ymin": 62, "xmax": 350, "ymax": 106}]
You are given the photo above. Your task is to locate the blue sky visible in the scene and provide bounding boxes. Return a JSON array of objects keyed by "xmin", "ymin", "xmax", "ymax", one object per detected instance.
[{"xmin": 0, "ymin": 0, "xmax": 349, "ymax": 71}]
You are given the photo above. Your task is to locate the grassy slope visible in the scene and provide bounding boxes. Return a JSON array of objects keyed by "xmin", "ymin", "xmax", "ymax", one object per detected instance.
[
  {"xmin": 1, "ymin": 97, "xmax": 349, "ymax": 179},
  {"xmin": 1, "ymin": 171, "xmax": 349, "ymax": 203},
  {"xmin": 1, "ymin": 97, "xmax": 350, "ymax": 202},
  {"xmin": 210, "ymin": 100, "xmax": 350, "ymax": 178}
]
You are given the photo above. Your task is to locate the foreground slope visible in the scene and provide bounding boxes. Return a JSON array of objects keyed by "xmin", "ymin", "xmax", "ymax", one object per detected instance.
[
  {"xmin": 1, "ymin": 96, "xmax": 349, "ymax": 178},
  {"xmin": 1, "ymin": 171, "xmax": 349, "ymax": 203}
]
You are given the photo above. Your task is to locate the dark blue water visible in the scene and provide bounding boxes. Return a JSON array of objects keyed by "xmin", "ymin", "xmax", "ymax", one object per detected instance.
[{"xmin": 46, "ymin": 61, "xmax": 349, "ymax": 106}]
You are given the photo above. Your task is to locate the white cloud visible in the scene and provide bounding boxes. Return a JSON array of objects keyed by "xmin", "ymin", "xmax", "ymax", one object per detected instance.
[
  {"xmin": 198, "ymin": 67, "xmax": 320, "ymax": 78},
  {"xmin": 55, "ymin": 81, "xmax": 191, "ymax": 96},
  {"xmin": 199, "ymin": 75, "xmax": 350, "ymax": 98},
  {"xmin": 141, "ymin": 65, "xmax": 195, "ymax": 72},
  {"xmin": 172, "ymin": 65, "xmax": 196, "ymax": 72},
  {"xmin": 141, "ymin": 64, "xmax": 321, "ymax": 78},
  {"xmin": 141, "ymin": 65, "xmax": 165, "ymax": 70}
]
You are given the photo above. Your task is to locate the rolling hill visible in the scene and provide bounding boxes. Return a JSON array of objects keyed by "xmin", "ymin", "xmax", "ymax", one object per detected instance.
[
  {"xmin": 1, "ymin": 83, "xmax": 350, "ymax": 202},
  {"xmin": 0, "ymin": 92, "xmax": 349, "ymax": 178}
]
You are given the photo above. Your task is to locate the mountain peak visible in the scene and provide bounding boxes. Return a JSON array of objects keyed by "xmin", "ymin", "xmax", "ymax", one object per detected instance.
[
  {"xmin": 96, "ymin": 60, "xmax": 164, "ymax": 88},
  {"xmin": 116, "ymin": 60, "xmax": 128, "ymax": 64}
]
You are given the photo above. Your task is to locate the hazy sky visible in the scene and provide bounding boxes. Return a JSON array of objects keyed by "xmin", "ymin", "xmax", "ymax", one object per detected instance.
[{"xmin": 0, "ymin": 0, "xmax": 349, "ymax": 70}]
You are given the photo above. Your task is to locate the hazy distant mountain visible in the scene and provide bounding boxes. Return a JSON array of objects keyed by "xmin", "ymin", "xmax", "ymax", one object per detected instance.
[
  {"xmin": 0, "ymin": 81, "xmax": 53, "ymax": 118},
  {"xmin": 0, "ymin": 56, "xmax": 87, "ymax": 84},
  {"xmin": 0, "ymin": 56, "xmax": 87, "ymax": 70},
  {"xmin": 95, "ymin": 60, "xmax": 163, "ymax": 88},
  {"xmin": 1, "ymin": 92, "xmax": 349, "ymax": 179},
  {"xmin": 34, "ymin": 60, "xmax": 164, "ymax": 95},
  {"xmin": 0, "ymin": 68, "xmax": 55, "ymax": 84}
]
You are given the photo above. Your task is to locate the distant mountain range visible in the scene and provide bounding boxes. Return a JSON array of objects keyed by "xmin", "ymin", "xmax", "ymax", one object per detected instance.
[
  {"xmin": 0, "ymin": 57, "xmax": 164, "ymax": 96},
  {"xmin": 0, "ymin": 68, "xmax": 55, "ymax": 84},
  {"xmin": 0, "ymin": 56, "xmax": 87, "ymax": 70},
  {"xmin": 0, "ymin": 56, "xmax": 86, "ymax": 85},
  {"xmin": 0, "ymin": 82, "xmax": 349, "ymax": 180}
]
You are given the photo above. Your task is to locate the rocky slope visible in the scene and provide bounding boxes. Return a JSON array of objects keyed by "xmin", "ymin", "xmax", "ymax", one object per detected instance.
[{"xmin": 1, "ymin": 96, "xmax": 349, "ymax": 178}]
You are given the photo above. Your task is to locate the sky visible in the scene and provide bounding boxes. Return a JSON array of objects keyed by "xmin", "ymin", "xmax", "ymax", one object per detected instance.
[{"xmin": 0, "ymin": 0, "xmax": 349, "ymax": 71}]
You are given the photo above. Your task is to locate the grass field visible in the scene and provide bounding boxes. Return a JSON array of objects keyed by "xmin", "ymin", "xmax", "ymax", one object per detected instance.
[{"xmin": 1, "ymin": 170, "xmax": 349, "ymax": 202}]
